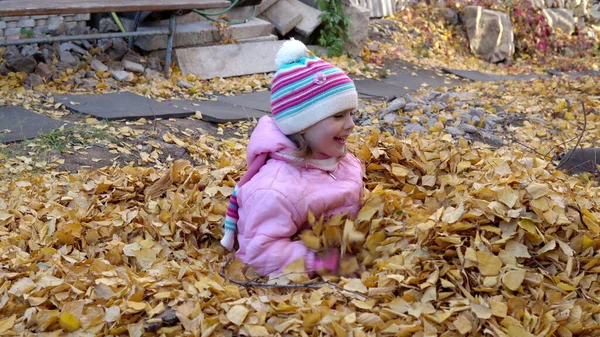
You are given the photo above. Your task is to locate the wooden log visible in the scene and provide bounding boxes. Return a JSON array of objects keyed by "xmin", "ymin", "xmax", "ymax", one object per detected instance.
[{"xmin": 0, "ymin": 0, "xmax": 230, "ymax": 17}]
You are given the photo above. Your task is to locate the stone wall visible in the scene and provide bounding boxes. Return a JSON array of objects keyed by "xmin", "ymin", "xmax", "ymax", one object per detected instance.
[{"xmin": 0, "ymin": 14, "xmax": 91, "ymax": 41}]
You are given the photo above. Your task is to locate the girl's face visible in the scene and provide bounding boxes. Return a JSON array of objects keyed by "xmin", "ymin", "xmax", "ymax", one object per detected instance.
[{"xmin": 302, "ymin": 109, "xmax": 355, "ymax": 159}]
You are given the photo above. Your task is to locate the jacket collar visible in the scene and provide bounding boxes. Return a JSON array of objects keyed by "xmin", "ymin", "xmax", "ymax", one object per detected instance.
[{"xmin": 271, "ymin": 151, "xmax": 341, "ymax": 172}]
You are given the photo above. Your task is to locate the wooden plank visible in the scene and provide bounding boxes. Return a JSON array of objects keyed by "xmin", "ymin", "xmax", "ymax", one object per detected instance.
[{"xmin": 0, "ymin": 0, "xmax": 231, "ymax": 17}]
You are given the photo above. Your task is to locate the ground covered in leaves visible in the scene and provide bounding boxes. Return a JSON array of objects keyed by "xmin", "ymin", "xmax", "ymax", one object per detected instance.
[{"xmin": 1, "ymin": 4, "xmax": 600, "ymax": 337}]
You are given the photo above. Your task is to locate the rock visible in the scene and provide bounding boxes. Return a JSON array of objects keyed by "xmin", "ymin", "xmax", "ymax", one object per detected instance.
[
  {"xmin": 81, "ymin": 40, "xmax": 93, "ymax": 50},
  {"xmin": 0, "ymin": 63, "xmax": 9, "ymax": 76},
  {"xmin": 59, "ymin": 50, "xmax": 79, "ymax": 67},
  {"xmin": 404, "ymin": 102, "xmax": 420, "ymax": 112},
  {"xmin": 469, "ymin": 108, "xmax": 485, "ymax": 117},
  {"xmin": 109, "ymin": 38, "xmax": 129, "ymax": 61},
  {"xmin": 147, "ymin": 56, "xmax": 162, "ymax": 71},
  {"xmin": 381, "ymin": 97, "xmax": 406, "ymax": 115},
  {"xmin": 20, "ymin": 45, "xmax": 39, "ymax": 57},
  {"xmin": 60, "ymin": 42, "xmax": 87, "ymax": 55},
  {"xmin": 542, "ymin": 8, "xmax": 575, "ymax": 34},
  {"xmin": 54, "ymin": 61, "xmax": 74, "ymax": 72},
  {"xmin": 464, "ymin": 6, "xmax": 515, "ymax": 63},
  {"xmin": 446, "ymin": 126, "xmax": 465, "ymax": 136},
  {"xmin": 99, "ymin": 18, "xmax": 120, "ymax": 33},
  {"xmin": 177, "ymin": 79, "xmax": 194, "ymax": 89},
  {"xmin": 34, "ymin": 63, "xmax": 53, "ymax": 79},
  {"xmin": 47, "ymin": 16, "xmax": 66, "ymax": 36},
  {"xmin": 481, "ymin": 132, "xmax": 504, "ymax": 146},
  {"xmin": 383, "ymin": 114, "xmax": 403, "ymax": 123},
  {"xmin": 562, "ymin": 46, "xmax": 576, "ymax": 57},
  {"xmin": 122, "ymin": 51, "xmax": 142, "ymax": 64},
  {"xmin": 463, "ymin": 124, "xmax": 479, "ymax": 133},
  {"xmin": 97, "ymin": 39, "xmax": 113, "ymax": 52},
  {"xmin": 85, "ymin": 71, "xmax": 98, "ymax": 79},
  {"xmin": 441, "ymin": 8, "xmax": 460, "ymax": 25},
  {"xmin": 402, "ymin": 123, "xmax": 428, "ymax": 134},
  {"xmin": 67, "ymin": 25, "xmax": 89, "ymax": 36},
  {"xmin": 3, "ymin": 46, "xmax": 20, "ymax": 60},
  {"xmin": 81, "ymin": 78, "xmax": 99, "ymax": 90},
  {"xmin": 484, "ymin": 114, "xmax": 503, "ymax": 128},
  {"xmin": 73, "ymin": 75, "xmax": 84, "ymax": 86},
  {"xmin": 6, "ymin": 55, "xmax": 37, "ymax": 73},
  {"xmin": 123, "ymin": 60, "xmax": 144, "ymax": 73},
  {"xmin": 437, "ymin": 92, "xmax": 451, "ymax": 104},
  {"xmin": 91, "ymin": 59, "xmax": 109, "ymax": 72},
  {"xmin": 425, "ymin": 91, "xmax": 441, "ymax": 101},
  {"xmin": 95, "ymin": 53, "xmax": 111, "ymax": 64},
  {"xmin": 111, "ymin": 70, "xmax": 135, "ymax": 82},
  {"xmin": 591, "ymin": 4, "xmax": 600, "ymax": 23},
  {"xmin": 367, "ymin": 43, "xmax": 379, "ymax": 52},
  {"xmin": 342, "ymin": 3, "xmax": 370, "ymax": 57},
  {"xmin": 24, "ymin": 74, "xmax": 43, "ymax": 88},
  {"xmin": 143, "ymin": 68, "xmax": 162, "ymax": 79},
  {"xmin": 557, "ymin": 148, "xmax": 600, "ymax": 174},
  {"xmin": 106, "ymin": 61, "xmax": 124, "ymax": 71}
]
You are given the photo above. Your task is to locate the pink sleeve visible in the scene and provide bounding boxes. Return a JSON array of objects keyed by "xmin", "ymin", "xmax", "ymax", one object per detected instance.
[{"xmin": 238, "ymin": 189, "xmax": 317, "ymax": 276}]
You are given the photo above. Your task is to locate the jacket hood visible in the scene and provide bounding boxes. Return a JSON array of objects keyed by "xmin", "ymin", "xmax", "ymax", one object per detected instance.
[{"xmin": 246, "ymin": 116, "xmax": 297, "ymax": 167}]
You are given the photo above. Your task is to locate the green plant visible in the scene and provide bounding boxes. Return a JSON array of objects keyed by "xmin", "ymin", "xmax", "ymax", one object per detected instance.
[
  {"xmin": 316, "ymin": 0, "xmax": 351, "ymax": 57},
  {"xmin": 19, "ymin": 28, "xmax": 33, "ymax": 38}
]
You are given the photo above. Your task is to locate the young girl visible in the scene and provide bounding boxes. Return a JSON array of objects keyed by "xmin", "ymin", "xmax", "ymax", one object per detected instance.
[{"xmin": 220, "ymin": 39, "xmax": 363, "ymax": 277}]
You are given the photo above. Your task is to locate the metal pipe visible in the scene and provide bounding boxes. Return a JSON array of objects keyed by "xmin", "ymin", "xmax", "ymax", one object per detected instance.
[
  {"xmin": 128, "ymin": 11, "xmax": 143, "ymax": 49},
  {"xmin": 164, "ymin": 14, "xmax": 176, "ymax": 77},
  {"xmin": 0, "ymin": 29, "xmax": 170, "ymax": 47}
]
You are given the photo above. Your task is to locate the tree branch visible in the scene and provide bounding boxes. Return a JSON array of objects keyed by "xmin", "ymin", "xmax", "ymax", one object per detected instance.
[
  {"xmin": 556, "ymin": 101, "xmax": 588, "ymax": 170},
  {"xmin": 219, "ymin": 259, "xmax": 369, "ymax": 299}
]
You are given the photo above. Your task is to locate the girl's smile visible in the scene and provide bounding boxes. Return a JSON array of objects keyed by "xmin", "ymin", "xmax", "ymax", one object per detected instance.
[{"xmin": 302, "ymin": 109, "xmax": 355, "ymax": 159}]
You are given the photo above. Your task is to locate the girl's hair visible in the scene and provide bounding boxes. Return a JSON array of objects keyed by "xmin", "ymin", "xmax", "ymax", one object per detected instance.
[
  {"xmin": 288, "ymin": 133, "xmax": 348, "ymax": 160},
  {"xmin": 288, "ymin": 133, "xmax": 312, "ymax": 159}
]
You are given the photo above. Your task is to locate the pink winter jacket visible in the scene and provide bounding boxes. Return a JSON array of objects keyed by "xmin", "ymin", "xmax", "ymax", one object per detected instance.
[{"xmin": 235, "ymin": 116, "xmax": 363, "ymax": 276}]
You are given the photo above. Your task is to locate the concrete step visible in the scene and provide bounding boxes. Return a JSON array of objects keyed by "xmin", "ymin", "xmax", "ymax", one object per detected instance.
[
  {"xmin": 259, "ymin": 0, "xmax": 303, "ymax": 35},
  {"xmin": 134, "ymin": 18, "xmax": 273, "ymax": 51},
  {"xmin": 177, "ymin": 40, "xmax": 284, "ymax": 79}
]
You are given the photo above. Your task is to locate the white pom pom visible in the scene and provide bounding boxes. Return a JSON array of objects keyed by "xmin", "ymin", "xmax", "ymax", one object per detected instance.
[
  {"xmin": 220, "ymin": 229, "xmax": 236, "ymax": 251},
  {"xmin": 275, "ymin": 39, "xmax": 309, "ymax": 68}
]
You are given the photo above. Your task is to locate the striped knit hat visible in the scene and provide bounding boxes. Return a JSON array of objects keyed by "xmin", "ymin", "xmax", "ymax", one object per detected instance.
[{"xmin": 271, "ymin": 39, "xmax": 358, "ymax": 135}]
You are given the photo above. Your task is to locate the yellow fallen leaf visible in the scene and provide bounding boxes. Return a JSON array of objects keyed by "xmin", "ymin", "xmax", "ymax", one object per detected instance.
[
  {"xmin": 477, "ymin": 251, "xmax": 503, "ymax": 276},
  {"xmin": 526, "ymin": 183, "xmax": 550, "ymax": 199},
  {"xmin": 344, "ymin": 279, "xmax": 368, "ymax": 294},
  {"xmin": 442, "ymin": 203, "xmax": 465, "ymax": 224},
  {"xmin": 498, "ymin": 186, "xmax": 518, "ymax": 208},
  {"xmin": 504, "ymin": 240, "xmax": 531, "ymax": 258},
  {"xmin": 226, "ymin": 305, "xmax": 249, "ymax": 326},
  {"xmin": 59, "ymin": 312, "xmax": 81, "ymax": 332},
  {"xmin": 507, "ymin": 324, "xmax": 535, "ymax": 337},
  {"xmin": 471, "ymin": 303, "xmax": 492, "ymax": 319},
  {"xmin": 501, "ymin": 269, "xmax": 526, "ymax": 291},
  {"xmin": 244, "ymin": 325, "xmax": 269, "ymax": 337},
  {"xmin": 453, "ymin": 313, "xmax": 472, "ymax": 334},
  {"xmin": 557, "ymin": 282, "xmax": 576, "ymax": 291},
  {"xmin": 0, "ymin": 315, "xmax": 16, "ymax": 333}
]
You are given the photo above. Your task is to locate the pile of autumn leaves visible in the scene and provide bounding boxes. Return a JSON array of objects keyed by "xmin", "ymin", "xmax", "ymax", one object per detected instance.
[{"xmin": 1, "ymin": 118, "xmax": 600, "ymax": 336}]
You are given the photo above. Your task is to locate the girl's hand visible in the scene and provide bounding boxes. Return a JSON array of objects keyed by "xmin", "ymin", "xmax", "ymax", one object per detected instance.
[{"xmin": 314, "ymin": 248, "xmax": 340, "ymax": 275}]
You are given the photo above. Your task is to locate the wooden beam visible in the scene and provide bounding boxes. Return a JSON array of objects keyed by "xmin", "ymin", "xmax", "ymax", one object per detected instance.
[{"xmin": 0, "ymin": 0, "xmax": 231, "ymax": 17}]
